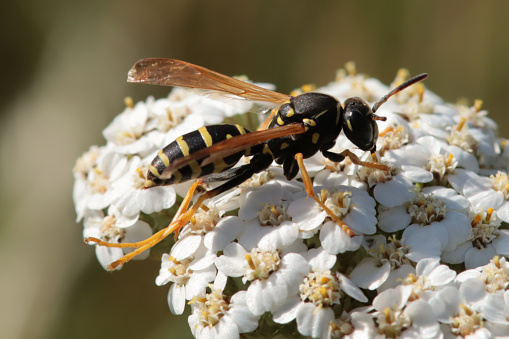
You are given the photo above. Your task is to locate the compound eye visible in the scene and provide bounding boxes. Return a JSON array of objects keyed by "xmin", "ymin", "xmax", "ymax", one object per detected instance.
[{"xmin": 343, "ymin": 109, "xmax": 377, "ymax": 151}]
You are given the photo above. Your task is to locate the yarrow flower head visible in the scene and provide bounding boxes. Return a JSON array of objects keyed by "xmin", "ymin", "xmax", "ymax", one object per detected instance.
[{"xmin": 74, "ymin": 62, "xmax": 509, "ymax": 338}]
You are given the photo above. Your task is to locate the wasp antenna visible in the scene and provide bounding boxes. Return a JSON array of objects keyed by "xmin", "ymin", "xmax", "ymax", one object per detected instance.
[
  {"xmin": 371, "ymin": 114, "xmax": 387, "ymax": 122},
  {"xmin": 372, "ymin": 73, "xmax": 429, "ymax": 113}
]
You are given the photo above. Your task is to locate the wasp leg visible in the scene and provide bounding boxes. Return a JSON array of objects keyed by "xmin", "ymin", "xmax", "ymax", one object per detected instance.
[
  {"xmin": 294, "ymin": 153, "xmax": 355, "ymax": 236},
  {"xmin": 322, "ymin": 149, "xmax": 390, "ymax": 172},
  {"xmin": 257, "ymin": 108, "xmax": 277, "ymax": 131},
  {"xmin": 103, "ymin": 153, "xmax": 273, "ymax": 270}
]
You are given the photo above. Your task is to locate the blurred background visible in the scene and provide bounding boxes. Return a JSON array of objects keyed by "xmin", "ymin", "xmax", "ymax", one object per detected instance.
[{"xmin": 1, "ymin": 1, "xmax": 509, "ymax": 338}]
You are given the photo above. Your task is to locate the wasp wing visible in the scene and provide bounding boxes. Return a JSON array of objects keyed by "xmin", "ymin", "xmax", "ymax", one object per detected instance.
[
  {"xmin": 158, "ymin": 123, "xmax": 306, "ymax": 179},
  {"xmin": 128, "ymin": 58, "xmax": 290, "ymax": 104}
]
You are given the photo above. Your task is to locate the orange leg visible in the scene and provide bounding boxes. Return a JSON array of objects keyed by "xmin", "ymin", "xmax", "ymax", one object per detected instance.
[
  {"xmin": 257, "ymin": 108, "xmax": 277, "ymax": 131},
  {"xmin": 85, "ymin": 180, "xmax": 207, "ymax": 270},
  {"xmin": 341, "ymin": 149, "xmax": 390, "ymax": 172},
  {"xmin": 294, "ymin": 153, "xmax": 355, "ymax": 236}
]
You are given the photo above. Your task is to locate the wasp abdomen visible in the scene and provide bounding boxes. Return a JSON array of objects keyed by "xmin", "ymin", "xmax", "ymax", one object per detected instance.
[{"xmin": 145, "ymin": 124, "xmax": 256, "ymax": 187}]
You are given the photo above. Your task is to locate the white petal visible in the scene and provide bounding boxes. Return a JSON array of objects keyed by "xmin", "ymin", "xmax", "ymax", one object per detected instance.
[
  {"xmin": 320, "ymin": 221, "xmax": 362, "ymax": 254},
  {"xmin": 204, "ymin": 216, "xmax": 245, "ymax": 251},
  {"xmin": 168, "ymin": 283, "xmax": 186, "ymax": 315},
  {"xmin": 272, "ymin": 298, "xmax": 300, "ymax": 324},
  {"xmin": 374, "ymin": 175, "xmax": 414, "ymax": 207},
  {"xmin": 304, "ymin": 247, "xmax": 337, "ymax": 271},
  {"xmin": 377, "ymin": 205, "xmax": 412, "ymax": 232},
  {"xmin": 464, "ymin": 245, "xmax": 497, "ymax": 269},
  {"xmin": 459, "ymin": 278, "xmax": 487, "ymax": 303},
  {"xmin": 296, "ymin": 302, "xmax": 334, "ymax": 339},
  {"xmin": 337, "ymin": 273, "xmax": 368, "ymax": 302},
  {"xmin": 349, "ymin": 259, "xmax": 391, "ymax": 290},
  {"xmin": 214, "ymin": 243, "xmax": 247, "ymax": 277},
  {"xmin": 170, "ymin": 235, "xmax": 201, "ymax": 261}
]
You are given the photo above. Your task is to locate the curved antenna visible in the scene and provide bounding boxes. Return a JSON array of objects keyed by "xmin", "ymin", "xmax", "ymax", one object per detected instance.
[{"xmin": 372, "ymin": 73, "xmax": 429, "ymax": 113}]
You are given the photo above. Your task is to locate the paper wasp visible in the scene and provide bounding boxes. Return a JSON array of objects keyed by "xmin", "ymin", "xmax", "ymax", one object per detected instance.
[{"xmin": 85, "ymin": 58, "xmax": 428, "ymax": 270}]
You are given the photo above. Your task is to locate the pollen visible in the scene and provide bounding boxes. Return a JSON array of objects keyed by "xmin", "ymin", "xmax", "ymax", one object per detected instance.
[
  {"xmin": 258, "ymin": 203, "xmax": 291, "ymax": 226},
  {"xmin": 471, "ymin": 208, "xmax": 501, "ymax": 250},
  {"xmin": 100, "ymin": 216, "xmax": 125, "ymax": 242},
  {"xmin": 425, "ymin": 153, "xmax": 457, "ymax": 185},
  {"xmin": 406, "ymin": 191, "xmax": 447, "ymax": 226},
  {"xmin": 377, "ymin": 125, "xmax": 409, "ymax": 154},
  {"xmin": 299, "ymin": 270, "xmax": 342, "ymax": 308},
  {"xmin": 167, "ymin": 256, "xmax": 193, "ymax": 286},
  {"xmin": 451, "ymin": 304, "xmax": 484, "ymax": 337},
  {"xmin": 490, "ymin": 171, "xmax": 509, "ymax": 199},
  {"xmin": 369, "ymin": 235, "xmax": 412, "ymax": 270},
  {"xmin": 190, "ymin": 287, "xmax": 231, "ymax": 327},
  {"xmin": 317, "ymin": 189, "xmax": 352, "ymax": 220},
  {"xmin": 446, "ymin": 118, "xmax": 477, "ymax": 152},
  {"xmin": 243, "ymin": 248, "xmax": 281, "ymax": 281}
]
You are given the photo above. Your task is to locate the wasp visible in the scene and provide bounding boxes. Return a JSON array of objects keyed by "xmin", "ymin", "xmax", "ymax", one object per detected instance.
[{"xmin": 85, "ymin": 59, "xmax": 428, "ymax": 270}]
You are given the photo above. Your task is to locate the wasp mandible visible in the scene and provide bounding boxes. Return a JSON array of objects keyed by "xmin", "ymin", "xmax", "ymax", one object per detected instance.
[{"xmin": 85, "ymin": 59, "xmax": 428, "ymax": 270}]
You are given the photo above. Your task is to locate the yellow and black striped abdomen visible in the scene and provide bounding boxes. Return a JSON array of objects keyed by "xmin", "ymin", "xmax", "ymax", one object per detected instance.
[{"xmin": 145, "ymin": 124, "xmax": 258, "ymax": 187}]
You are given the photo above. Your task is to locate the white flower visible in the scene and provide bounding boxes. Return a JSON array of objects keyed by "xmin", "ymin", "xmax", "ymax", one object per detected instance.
[
  {"xmin": 273, "ymin": 248, "xmax": 367, "ymax": 338},
  {"xmin": 372, "ymin": 285, "xmax": 441, "ymax": 338},
  {"xmin": 188, "ymin": 289, "xmax": 259, "ymax": 339},
  {"xmin": 215, "ymin": 242, "xmax": 309, "ymax": 316},
  {"xmin": 110, "ymin": 155, "xmax": 176, "ymax": 219},
  {"xmin": 288, "ymin": 184, "xmax": 377, "ymax": 243},
  {"xmin": 83, "ymin": 210, "xmax": 152, "ymax": 270},
  {"xmin": 156, "ymin": 244, "xmax": 216, "ymax": 315},
  {"xmin": 349, "ymin": 235, "xmax": 414, "ymax": 291}
]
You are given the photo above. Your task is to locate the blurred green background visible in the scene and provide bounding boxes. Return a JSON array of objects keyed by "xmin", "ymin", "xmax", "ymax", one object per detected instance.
[{"xmin": 1, "ymin": 1, "xmax": 509, "ymax": 338}]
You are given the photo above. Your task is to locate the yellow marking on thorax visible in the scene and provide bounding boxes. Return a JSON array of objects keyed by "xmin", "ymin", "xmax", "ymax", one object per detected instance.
[
  {"xmin": 314, "ymin": 109, "xmax": 328, "ymax": 119},
  {"xmin": 263, "ymin": 144, "xmax": 272, "ymax": 154},
  {"xmin": 277, "ymin": 116, "xmax": 285, "ymax": 126},
  {"xmin": 286, "ymin": 108, "xmax": 295, "ymax": 117},
  {"xmin": 312, "ymin": 132, "xmax": 320, "ymax": 144},
  {"xmin": 157, "ymin": 150, "xmax": 170, "ymax": 167},
  {"xmin": 302, "ymin": 118, "xmax": 316, "ymax": 127},
  {"xmin": 176, "ymin": 136, "xmax": 190, "ymax": 156},
  {"xmin": 226, "ymin": 134, "xmax": 233, "ymax": 139},
  {"xmin": 280, "ymin": 142, "xmax": 290, "ymax": 149},
  {"xmin": 198, "ymin": 126, "xmax": 213, "ymax": 147}
]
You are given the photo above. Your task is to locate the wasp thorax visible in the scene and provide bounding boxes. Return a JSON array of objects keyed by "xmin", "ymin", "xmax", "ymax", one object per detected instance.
[{"xmin": 342, "ymin": 97, "xmax": 379, "ymax": 151}]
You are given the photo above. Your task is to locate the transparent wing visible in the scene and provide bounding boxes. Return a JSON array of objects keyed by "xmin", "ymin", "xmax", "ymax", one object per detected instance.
[
  {"xmin": 128, "ymin": 58, "xmax": 291, "ymax": 104},
  {"xmin": 159, "ymin": 123, "xmax": 306, "ymax": 179}
]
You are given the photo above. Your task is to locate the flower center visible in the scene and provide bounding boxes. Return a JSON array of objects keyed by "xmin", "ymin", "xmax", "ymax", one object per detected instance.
[
  {"xmin": 191, "ymin": 288, "xmax": 230, "ymax": 327},
  {"xmin": 471, "ymin": 208, "xmax": 500, "ymax": 249},
  {"xmin": 406, "ymin": 192, "xmax": 446, "ymax": 225},
  {"xmin": 320, "ymin": 190, "xmax": 352, "ymax": 220},
  {"xmin": 425, "ymin": 153, "xmax": 457, "ymax": 185},
  {"xmin": 451, "ymin": 304, "xmax": 483, "ymax": 337},
  {"xmin": 446, "ymin": 118, "xmax": 477, "ymax": 152},
  {"xmin": 490, "ymin": 172, "xmax": 509, "ymax": 199},
  {"xmin": 376, "ymin": 307, "xmax": 411, "ymax": 338},
  {"xmin": 244, "ymin": 249, "xmax": 281, "ymax": 281},
  {"xmin": 258, "ymin": 203, "xmax": 291, "ymax": 226},
  {"xmin": 167, "ymin": 256, "xmax": 193, "ymax": 286},
  {"xmin": 377, "ymin": 125, "xmax": 409, "ymax": 154},
  {"xmin": 370, "ymin": 236, "xmax": 412, "ymax": 269},
  {"xmin": 477, "ymin": 256, "xmax": 509, "ymax": 294},
  {"xmin": 90, "ymin": 167, "xmax": 109, "ymax": 194},
  {"xmin": 299, "ymin": 270, "xmax": 342, "ymax": 308},
  {"xmin": 100, "ymin": 216, "xmax": 125, "ymax": 241}
]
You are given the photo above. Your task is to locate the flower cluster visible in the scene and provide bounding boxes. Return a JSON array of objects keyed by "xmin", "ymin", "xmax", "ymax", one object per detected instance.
[{"xmin": 73, "ymin": 65, "xmax": 509, "ymax": 338}]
